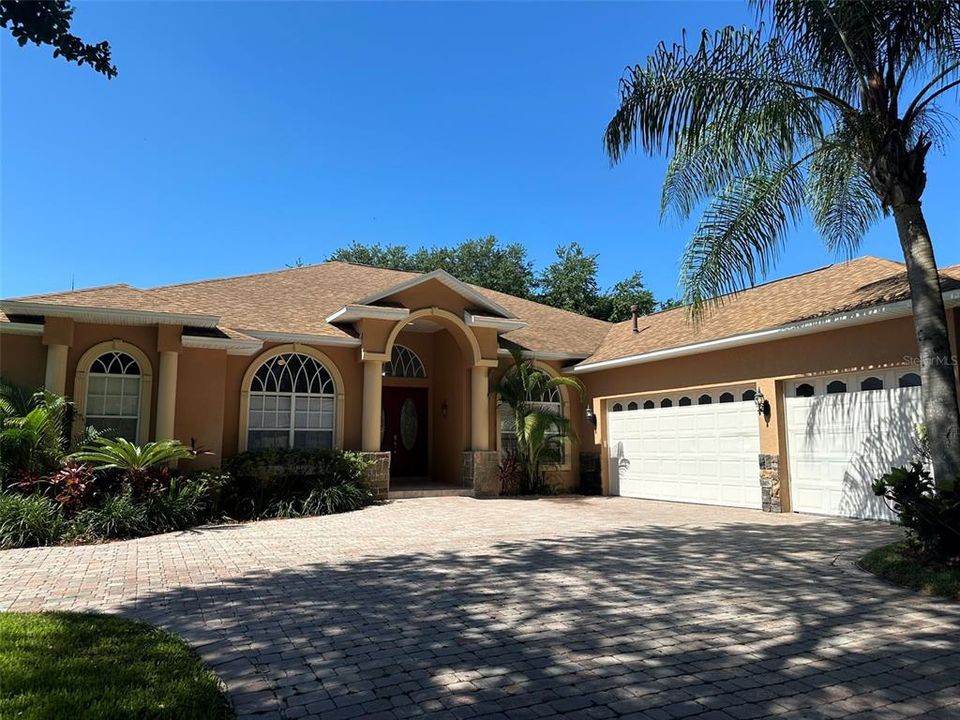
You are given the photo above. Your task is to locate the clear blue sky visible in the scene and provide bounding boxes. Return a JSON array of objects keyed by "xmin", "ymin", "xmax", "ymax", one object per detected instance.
[{"xmin": 3, "ymin": 1, "xmax": 959, "ymax": 303}]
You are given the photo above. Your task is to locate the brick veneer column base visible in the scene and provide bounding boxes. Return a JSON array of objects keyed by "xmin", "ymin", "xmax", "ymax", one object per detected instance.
[
  {"xmin": 759, "ymin": 453, "xmax": 782, "ymax": 513},
  {"xmin": 359, "ymin": 451, "xmax": 391, "ymax": 500},
  {"xmin": 463, "ymin": 450, "xmax": 500, "ymax": 497}
]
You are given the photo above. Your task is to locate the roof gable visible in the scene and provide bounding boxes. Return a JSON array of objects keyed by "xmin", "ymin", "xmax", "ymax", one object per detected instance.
[{"xmin": 351, "ymin": 269, "xmax": 516, "ymax": 318}]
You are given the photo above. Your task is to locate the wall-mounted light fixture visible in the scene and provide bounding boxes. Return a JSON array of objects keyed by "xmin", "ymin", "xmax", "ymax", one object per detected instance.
[
  {"xmin": 754, "ymin": 389, "xmax": 769, "ymax": 416},
  {"xmin": 585, "ymin": 404, "xmax": 597, "ymax": 428}
]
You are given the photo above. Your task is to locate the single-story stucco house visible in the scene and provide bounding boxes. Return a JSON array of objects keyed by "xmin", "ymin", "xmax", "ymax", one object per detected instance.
[{"xmin": 2, "ymin": 256, "xmax": 958, "ymax": 520}]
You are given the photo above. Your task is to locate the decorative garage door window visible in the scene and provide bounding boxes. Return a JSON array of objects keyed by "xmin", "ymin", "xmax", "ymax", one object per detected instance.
[
  {"xmin": 85, "ymin": 351, "xmax": 142, "ymax": 441},
  {"xmin": 248, "ymin": 353, "xmax": 335, "ymax": 450},
  {"xmin": 500, "ymin": 385, "xmax": 564, "ymax": 464},
  {"xmin": 383, "ymin": 345, "xmax": 426, "ymax": 378},
  {"xmin": 787, "ymin": 368, "xmax": 921, "ymax": 397},
  {"xmin": 609, "ymin": 385, "xmax": 757, "ymax": 412}
]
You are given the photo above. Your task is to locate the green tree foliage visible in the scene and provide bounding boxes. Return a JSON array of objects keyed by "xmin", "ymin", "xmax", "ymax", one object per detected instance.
[
  {"xmin": 605, "ymin": 0, "xmax": 960, "ymax": 487},
  {"xmin": 0, "ymin": 1, "xmax": 116, "ymax": 78}
]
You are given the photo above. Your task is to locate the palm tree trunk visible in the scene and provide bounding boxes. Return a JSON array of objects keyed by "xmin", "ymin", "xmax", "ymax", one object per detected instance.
[{"xmin": 893, "ymin": 200, "xmax": 960, "ymax": 489}]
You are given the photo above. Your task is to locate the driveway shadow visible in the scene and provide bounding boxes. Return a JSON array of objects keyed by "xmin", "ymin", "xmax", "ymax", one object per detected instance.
[{"xmin": 115, "ymin": 519, "xmax": 960, "ymax": 719}]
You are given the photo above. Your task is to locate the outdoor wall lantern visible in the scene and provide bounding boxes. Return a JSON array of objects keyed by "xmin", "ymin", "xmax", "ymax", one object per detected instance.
[
  {"xmin": 754, "ymin": 389, "xmax": 769, "ymax": 416},
  {"xmin": 585, "ymin": 404, "xmax": 597, "ymax": 428}
]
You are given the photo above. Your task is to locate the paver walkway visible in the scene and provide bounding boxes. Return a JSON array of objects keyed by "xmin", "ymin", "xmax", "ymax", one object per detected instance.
[{"xmin": 2, "ymin": 496, "xmax": 958, "ymax": 719}]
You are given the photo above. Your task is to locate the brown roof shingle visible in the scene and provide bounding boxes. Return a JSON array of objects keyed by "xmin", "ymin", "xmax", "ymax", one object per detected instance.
[{"xmin": 581, "ymin": 256, "xmax": 960, "ymax": 366}]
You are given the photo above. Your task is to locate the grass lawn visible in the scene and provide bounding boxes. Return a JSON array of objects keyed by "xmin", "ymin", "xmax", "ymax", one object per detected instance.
[
  {"xmin": 0, "ymin": 612, "xmax": 233, "ymax": 719},
  {"xmin": 861, "ymin": 542, "xmax": 960, "ymax": 600}
]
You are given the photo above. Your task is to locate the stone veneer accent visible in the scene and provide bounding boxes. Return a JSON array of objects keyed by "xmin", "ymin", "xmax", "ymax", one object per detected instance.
[
  {"xmin": 359, "ymin": 451, "xmax": 391, "ymax": 500},
  {"xmin": 759, "ymin": 453, "xmax": 782, "ymax": 513},
  {"xmin": 463, "ymin": 450, "xmax": 500, "ymax": 497}
]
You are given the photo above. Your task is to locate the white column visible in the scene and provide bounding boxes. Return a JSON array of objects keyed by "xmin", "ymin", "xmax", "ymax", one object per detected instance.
[
  {"xmin": 471, "ymin": 365, "xmax": 490, "ymax": 451},
  {"xmin": 362, "ymin": 358, "xmax": 384, "ymax": 452},
  {"xmin": 155, "ymin": 350, "xmax": 179, "ymax": 441},
  {"xmin": 44, "ymin": 344, "xmax": 69, "ymax": 395}
]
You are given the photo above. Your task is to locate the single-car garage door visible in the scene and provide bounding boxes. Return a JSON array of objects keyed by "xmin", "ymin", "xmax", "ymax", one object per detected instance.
[
  {"xmin": 607, "ymin": 387, "xmax": 762, "ymax": 509},
  {"xmin": 785, "ymin": 369, "xmax": 923, "ymax": 520}
]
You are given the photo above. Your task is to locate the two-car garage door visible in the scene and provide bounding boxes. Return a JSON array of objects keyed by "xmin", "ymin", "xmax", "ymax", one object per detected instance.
[{"xmin": 607, "ymin": 387, "xmax": 762, "ymax": 510}]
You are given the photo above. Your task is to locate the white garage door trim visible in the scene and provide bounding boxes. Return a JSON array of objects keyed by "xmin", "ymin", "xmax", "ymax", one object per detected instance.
[
  {"xmin": 785, "ymin": 368, "xmax": 923, "ymax": 521},
  {"xmin": 607, "ymin": 386, "xmax": 762, "ymax": 510}
]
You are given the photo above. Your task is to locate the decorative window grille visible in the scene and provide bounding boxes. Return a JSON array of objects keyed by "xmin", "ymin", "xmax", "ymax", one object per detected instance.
[
  {"xmin": 85, "ymin": 351, "xmax": 142, "ymax": 440},
  {"xmin": 383, "ymin": 345, "xmax": 426, "ymax": 378},
  {"xmin": 248, "ymin": 353, "xmax": 335, "ymax": 450}
]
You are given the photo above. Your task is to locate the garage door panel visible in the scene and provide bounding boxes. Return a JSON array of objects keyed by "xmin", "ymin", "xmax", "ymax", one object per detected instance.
[
  {"xmin": 786, "ymin": 386, "xmax": 921, "ymax": 520},
  {"xmin": 608, "ymin": 399, "xmax": 761, "ymax": 510}
]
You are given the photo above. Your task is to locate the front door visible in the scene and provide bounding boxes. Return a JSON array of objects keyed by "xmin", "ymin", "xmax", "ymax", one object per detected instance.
[{"xmin": 381, "ymin": 387, "xmax": 428, "ymax": 478}]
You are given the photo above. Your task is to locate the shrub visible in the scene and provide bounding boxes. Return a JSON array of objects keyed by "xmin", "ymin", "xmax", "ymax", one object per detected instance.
[
  {"xmin": 266, "ymin": 481, "xmax": 372, "ymax": 518},
  {"xmin": 872, "ymin": 462, "xmax": 960, "ymax": 560},
  {"xmin": 498, "ymin": 451, "xmax": 524, "ymax": 496},
  {"xmin": 70, "ymin": 492, "xmax": 150, "ymax": 542},
  {"xmin": 70, "ymin": 438, "xmax": 196, "ymax": 497},
  {"xmin": 144, "ymin": 473, "xmax": 228, "ymax": 532},
  {"xmin": 0, "ymin": 493, "xmax": 65, "ymax": 549},
  {"xmin": 9, "ymin": 462, "xmax": 97, "ymax": 511},
  {"xmin": 0, "ymin": 387, "xmax": 73, "ymax": 482},
  {"xmin": 224, "ymin": 449, "xmax": 372, "ymax": 519}
]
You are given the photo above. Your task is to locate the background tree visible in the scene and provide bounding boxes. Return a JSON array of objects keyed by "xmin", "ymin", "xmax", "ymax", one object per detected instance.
[
  {"xmin": 605, "ymin": 0, "xmax": 960, "ymax": 487},
  {"xmin": 593, "ymin": 271, "xmax": 657, "ymax": 322},
  {"xmin": 1, "ymin": 1, "xmax": 116, "ymax": 78},
  {"xmin": 534, "ymin": 243, "xmax": 602, "ymax": 316}
]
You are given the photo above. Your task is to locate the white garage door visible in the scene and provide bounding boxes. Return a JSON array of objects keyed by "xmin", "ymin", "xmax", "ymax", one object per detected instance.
[
  {"xmin": 785, "ymin": 369, "xmax": 923, "ymax": 520},
  {"xmin": 607, "ymin": 387, "xmax": 762, "ymax": 509}
]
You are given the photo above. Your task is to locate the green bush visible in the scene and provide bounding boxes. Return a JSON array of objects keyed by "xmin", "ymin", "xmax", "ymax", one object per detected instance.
[
  {"xmin": 144, "ymin": 473, "xmax": 229, "ymax": 532},
  {"xmin": 872, "ymin": 462, "xmax": 960, "ymax": 560},
  {"xmin": 70, "ymin": 492, "xmax": 150, "ymax": 542},
  {"xmin": 224, "ymin": 449, "xmax": 372, "ymax": 519},
  {"xmin": 0, "ymin": 493, "xmax": 65, "ymax": 549}
]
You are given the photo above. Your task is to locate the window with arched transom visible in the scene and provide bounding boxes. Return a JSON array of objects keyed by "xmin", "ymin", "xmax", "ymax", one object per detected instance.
[
  {"xmin": 247, "ymin": 353, "xmax": 336, "ymax": 450},
  {"xmin": 84, "ymin": 351, "xmax": 143, "ymax": 440},
  {"xmin": 383, "ymin": 345, "xmax": 426, "ymax": 378}
]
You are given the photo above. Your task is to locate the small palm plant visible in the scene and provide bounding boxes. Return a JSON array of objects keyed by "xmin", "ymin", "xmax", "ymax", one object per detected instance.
[
  {"xmin": 0, "ymin": 381, "xmax": 73, "ymax": 479},
  {"xmin": 70, "ymin": 437, "xmax": 195, "ymax": 493},
  {"xmin": 491, "ymin": 349, "xmax": 583, "ymax": 494}
]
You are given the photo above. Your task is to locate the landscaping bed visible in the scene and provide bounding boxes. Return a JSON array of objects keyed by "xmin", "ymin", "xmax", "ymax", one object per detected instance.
[
  {"xmin": 860, "ymin": 542, "xmax": 960, "ymax": 600},
  {"xmin": 0, "ymin": 612, "xmax": 232, "ymax": 719}
]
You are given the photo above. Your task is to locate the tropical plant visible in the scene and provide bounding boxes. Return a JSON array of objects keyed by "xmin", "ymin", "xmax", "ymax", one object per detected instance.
[
  {"xmin": 70, "ymin": 491, "xmax": 150, "ymax": 541},
  {"xmin": 10, "ymin": 461, "xmax": 96, "ymax": 511},
  {"xmin": 0, "ymin": 387, "xmax": 72, "ymax": 480},
  {"xmin": 144, "ymin": 475, "xmax": 225, "ymax": 532},
  {"xmin": 0, "ymin": 492, "xmax": 65, "ymax": 549},
  {"xmin": 70, "ymin": 437, "xmax": 195, "ymax": 487},
  {"xmin": 492, "ymin": 349, "xmax": 583, "ymax": 494},
  {"xmin": 605, "ymin": 0, "xmax": 960, "ymax": 488}
]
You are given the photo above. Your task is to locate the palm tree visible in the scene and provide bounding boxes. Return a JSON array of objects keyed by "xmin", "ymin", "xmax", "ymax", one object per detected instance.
[
  {"xmin": 70, "ymin": 437, "xmax": 195, "ymax": 482},
  {"xmin": 605, "ymin": 0, "xmax": 960, "ymax": 488},
  {"xmin": 0, "ymin": 383, "xmax": 72, "ymax": 478},
  {"xmin": 492, "ymin": 349, "xmax": 584, "ymax": 493}
]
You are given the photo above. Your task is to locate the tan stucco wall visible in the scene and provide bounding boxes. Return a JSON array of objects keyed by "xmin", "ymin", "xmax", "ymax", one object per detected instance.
[
  {"xmin": 0, "ymin": 333, "xmax": 45, "ymax": 389},
  {"xmin": 174, "ymin": 347, "xmax": 227, "ymax": 469}
]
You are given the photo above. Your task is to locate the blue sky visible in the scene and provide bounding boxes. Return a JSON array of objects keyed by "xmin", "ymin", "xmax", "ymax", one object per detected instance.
[{"xmin": 3, "ymin": 1, "xmax": 959, "ymax": 303}]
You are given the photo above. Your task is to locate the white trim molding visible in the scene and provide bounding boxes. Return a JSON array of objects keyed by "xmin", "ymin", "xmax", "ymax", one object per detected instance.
[
  {"xmin": 498, "ymin": 347, "xmax": 587, "ymax": 363},
  {"xmin": 465, "ymin": 312, "xmax": 527, "ymax": 333},
  {"xmin": 325, "ymin": 305, "xmax": 411, "ymax": 324},
  {"xmin": 353, "ymin": 269, "xmax": 517, "ymax": 319},
  {"xmin": 0, "ymin": 301, "xmax": 220, "ymax": 328},
  {"xmin": 238, "ymin": 329, "xmax": 362, "ymax": 347},
  {"xmin": 181, "ymin": 334, "xmax": 263, "ymax": 355},
  {"xmin": 574, "ymin": 290, "xmax": 960, "ymax": 374},
  {"xmin": 0, "ymin": 321, "xmax": 45, "ymax": 336}
]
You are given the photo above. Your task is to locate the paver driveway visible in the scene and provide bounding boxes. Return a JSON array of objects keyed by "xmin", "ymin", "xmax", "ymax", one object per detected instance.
[{"xmin": 2, "ymin": 497, "xmax": 959, "ymax": 719}]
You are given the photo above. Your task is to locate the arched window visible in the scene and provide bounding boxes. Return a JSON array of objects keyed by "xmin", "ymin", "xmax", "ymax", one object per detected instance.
[
  {"xmin": 795, "ymin": 383, "xmax": 815, "ymax": 398},
  {"xmin": 383, "ymin": 345, "xmax": 426, "ymax": 378},
  {"xmin": 860, "ymin": 376, "xmax": 883, "ymax": 391},
  {"xmin": 698, "ymin": 394, "xmax": 713, "ymax": 405},
  {"xmin": 898, "ymin": 372, "xmax": 921, "ymax": 388},
  {"xmin": 247, "ymin": 353, "xmax": 336, "ymax": 450},
  {"xmin": 612, "ymin": 402, "xmax": 623, "ymax": 412},
  {"xmin": 742, "ymin": 389, "xmax": 756, "ymax": 402},
  {"xmin": 642, "ymin": 400, "xmax": 655, "ymax": 410},
  {"xmin": 660, "ymin": 398, "xmax": 673, "ymax": 408},
  {"xmin": 85, "ymin": 351, "xmax": 142, "ymax": 440},
  {"xmin": 827, "ymin": 380, "xmax": 847, "ymax": 394},
  {"xmin": 678, "ymin": 396, "xmax": 692, "ymax": 407},
  {"xmin": 500, "ymin": 382, "xmax": 565, "ymax": 463},
  {"xmin": 627, "ymin": 401, "xmax": 639, "ymax": 411},
  {"xmin": 719, "ymin": 392, "xmax": 735, "ymax": 403}
]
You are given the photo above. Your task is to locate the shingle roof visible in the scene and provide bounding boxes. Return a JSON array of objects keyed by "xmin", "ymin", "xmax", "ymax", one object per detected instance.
[
  {"xmin": 5, "ymin": 256, "xmax": 958, "ymax": 363},
  {"xmin": 581, "ymin": 256, "xmax": 960, "ymax": 366}
]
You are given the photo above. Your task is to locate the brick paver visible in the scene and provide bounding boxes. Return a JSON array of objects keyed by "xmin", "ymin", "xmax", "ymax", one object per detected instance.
[{"xmin": 2, "ymin": 497, "xmax": 958, "ymax": 719}]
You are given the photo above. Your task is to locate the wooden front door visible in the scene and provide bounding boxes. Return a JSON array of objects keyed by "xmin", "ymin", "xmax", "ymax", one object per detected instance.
[{"xmin": 381, "ymin": 387, "xmax": 429, "ymax": 477}]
